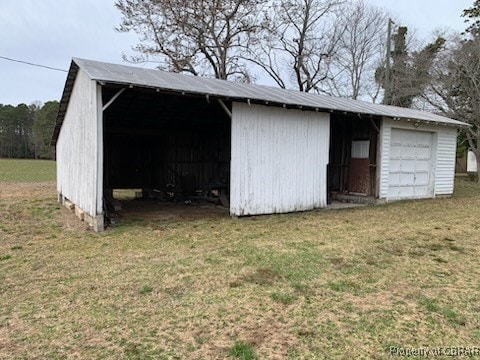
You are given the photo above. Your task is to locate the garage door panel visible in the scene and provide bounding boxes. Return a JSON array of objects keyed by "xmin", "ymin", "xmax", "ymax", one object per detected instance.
[
  {"xmin": 387, "ymin": 129, "xmax": 434, "ymax": 200},
  {"xmin": 388, "ymin": 173, "xmax": 400, "ymax": 186},
  {"xmin": 399, "ymin": 186, "xmax": 414, "ymax": 198},
  {"xmin": 415, "ymin": 162, "xmax": 430, "ymax": 172},
  {"xmin": 414, "ymin": 185, "xmax": 429, "ymax": 197},
  {"xmin": 416, "ymin": 132, "xmax": 432, "ymax": 145},
  {"xmin": 400, "ymin": 173, "xmax": 415, "ymax": 185},
  {"xmin": 391, "ymin": 130, "xmax": 402, "ymax": 142},
  {"xmin": 416, "ymin": 149, "xmax": 431, "ymax": 159},
  {"xmin": 390, "ymin": 146, "xmax": 402, "ymax": 158},
  {"xmin": 401, "ymin": 162, "xmax": 415, "ymax": 172},
  {"xmin": 414, "ymin": 172, "xmax": 430, "ymax": 185},
  {"xmin": 389, "ymin": 159, "xmax": 402, "ymax": 171},
  {"xmin": 388, "ymin": 185, "xmax": 399, "ymax": 197},
  {"xmin": 415, "ymin": 156, "xmax": 431, "ymax": 162},
  {"xmin": 403, "ymin": 146, "xmax": 416, "ymax": 158}
]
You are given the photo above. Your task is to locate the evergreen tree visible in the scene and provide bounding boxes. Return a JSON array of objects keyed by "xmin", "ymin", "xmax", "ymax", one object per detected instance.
[
  {"xmin": 463, "ymin": 0, "xmax": 480, "ymax": 36},
  {"xmin": 376, "ymin": 27, "xmax": 445, "ymax": 108},
  {"xmin": 0, "ymin": 101, "xmax": 58, "ymax": 159},
  {"xmin": 33, "ymin": 101, "xmax": 59, "ymax": 159}
]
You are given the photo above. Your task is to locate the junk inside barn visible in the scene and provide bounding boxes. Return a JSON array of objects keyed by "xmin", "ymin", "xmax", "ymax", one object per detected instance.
[{"xmin": 51, "ymin": 58, "xmax": 468, "ymax": 231}]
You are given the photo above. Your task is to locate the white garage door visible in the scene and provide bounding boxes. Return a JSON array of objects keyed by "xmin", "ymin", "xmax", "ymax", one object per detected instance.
[{"xmin": 388, "ymin": 129, "xmax": 434, "ymax": 200}]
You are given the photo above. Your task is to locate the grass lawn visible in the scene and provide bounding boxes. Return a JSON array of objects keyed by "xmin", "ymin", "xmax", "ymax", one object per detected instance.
[
  {"xmin": 0, "ymin": 158, "xmax": 56, "ymax": 182},
  {"xmin": 1, "ymin": 159, "xmax": 480, "ymax": 358}
]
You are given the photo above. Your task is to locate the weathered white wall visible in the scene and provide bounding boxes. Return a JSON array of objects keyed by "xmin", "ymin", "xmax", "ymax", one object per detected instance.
[
  {"xmin": 378, "ymin": 118, "xmax": 457, "ymax": 199},
  {"xmin": 230, "ymin": 102, "xmax": 330, "ymax": 216},
  {"xmin": 467, "ymin": 150, "xmax": 478, "ymax": 173},
  {"xmin": 435, "ymin": 127, "xmax": 458, "ymax": 195},
  {"xmin": 56, "ymin": 69, "xmax": 102, "ymax": 217}
]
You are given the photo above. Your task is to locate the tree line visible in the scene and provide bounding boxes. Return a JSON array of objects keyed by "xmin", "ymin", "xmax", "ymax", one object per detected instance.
[{"xmin": 0, "ymin": 101, "xmax": 58, "ymax": 160}]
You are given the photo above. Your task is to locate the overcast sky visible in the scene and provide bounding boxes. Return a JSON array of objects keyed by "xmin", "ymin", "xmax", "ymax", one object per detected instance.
[{"xmin": 0, "ymin": 0, "xmax": 474, "ymax": 106}]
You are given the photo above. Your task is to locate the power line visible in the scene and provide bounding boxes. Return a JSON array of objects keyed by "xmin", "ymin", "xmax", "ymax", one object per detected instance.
[{"xmin": 0, "ymin": 55, "xmax": 67, "ymax": 73}]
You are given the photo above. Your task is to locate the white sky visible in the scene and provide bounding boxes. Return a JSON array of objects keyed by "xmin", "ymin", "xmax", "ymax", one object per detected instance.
[{"xmin": 0, "ymin": 0, "xmax": 474, "ymax": 105}]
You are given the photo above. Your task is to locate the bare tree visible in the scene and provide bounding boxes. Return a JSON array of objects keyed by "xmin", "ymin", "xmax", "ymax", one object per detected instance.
[
  {"xmin": 248, "ymin": 0, "xmax": 345, "ymax": 92},
  {"xmin": 422, "ymin": 36, "xmax": 480, "ymax": 180},
  {"xmin": 324, "ymin": 0, "xmax": 387, "ymax": 100},
  {"xmin": 115, "ymin": 0, "xmax": 267, "ymax": 80}
]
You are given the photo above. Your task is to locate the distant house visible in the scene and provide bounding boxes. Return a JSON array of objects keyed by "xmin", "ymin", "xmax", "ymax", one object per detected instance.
[{"xmin": 51, "ymin": 58, "xmax": 467, "ymax": 231}]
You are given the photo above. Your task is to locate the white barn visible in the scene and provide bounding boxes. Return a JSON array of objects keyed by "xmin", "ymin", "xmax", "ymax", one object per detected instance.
[{"xmin": 52, "ymin": 58, "xmax": 467, "ymax": 231}]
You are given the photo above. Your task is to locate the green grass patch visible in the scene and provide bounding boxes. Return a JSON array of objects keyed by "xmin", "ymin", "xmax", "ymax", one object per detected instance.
[
  {"xmin": 0, "ymin": 159, "xmax": 56, "ymax": 182},
  {"xmin": 418, "ymin": 296, "xmax": 440, "ymax": 312},
  {"xmin": 270, "ymin": 290, "xmax": 296, "ymax": 305},
  {"xmin": 139, "ymin": 285, "xmax": 153, "ymax": 294},
  {"xmin": 441, "ymin": 307, "xmax": 467, "ymax": 326},
  {"xmin": 418, "ymin": 296, "xmax": 467, "ymax": 326},
  {"xmin": 229, "ymin": 342, "xmax": 256, "ymax": 360},
  {"xmin": 327, "ymin": 280, "xmax": 357, "ymax": 292}
]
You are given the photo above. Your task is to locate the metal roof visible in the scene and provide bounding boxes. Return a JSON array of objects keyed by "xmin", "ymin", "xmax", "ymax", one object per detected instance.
[{"xmin": 52, "ymin": 57, "xmax": 467, "ymax": 145}]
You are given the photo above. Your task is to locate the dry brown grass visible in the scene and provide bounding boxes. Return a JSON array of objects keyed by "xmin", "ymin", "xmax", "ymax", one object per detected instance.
[{"xmin": 1, "ymin": 173, "xmax": 480, "ymax": 359}]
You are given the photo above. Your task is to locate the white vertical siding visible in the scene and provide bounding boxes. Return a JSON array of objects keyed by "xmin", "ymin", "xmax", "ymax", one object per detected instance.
[
  {"xmin": 95, "ymin": 84, "xmax": 104, "ymax": 215},
  {"xmin": 467, "ymin": 151, "xmax": 478, "ymax": 173},
  {"xmin": 56, "ymin": 69, "xmax": 102, "ymax": 217},
  {"xmin": 377, "ymin": 119, "xmax": 390, "ymax": 198},
  {"xmin": 378, "ymin": 118, "xmax": 457, "ymax": 199},
  {"xmin": 230, "ymin": 102, "xmax": 330, "ymax": 216},
  {"xmin": 435, "ymin": 128, "xmax": 457, "ymax": 195}
]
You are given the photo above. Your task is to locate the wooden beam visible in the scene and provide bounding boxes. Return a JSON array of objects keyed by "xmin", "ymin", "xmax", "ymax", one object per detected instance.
[
  {"xmin": 369, "ymin": 118, "xmax": 380, "ymax": 134},
  {"xmin": 217, "ymin": 99, "xmax": 232, "ymax": 119},
  {"xmin": 102, "ymin": 88, "xmax": 126, "ymax": 111}
]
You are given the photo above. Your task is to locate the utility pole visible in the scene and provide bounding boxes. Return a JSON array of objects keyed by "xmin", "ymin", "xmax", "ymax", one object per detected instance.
[{"xmin": 383, "ymin": 18, "xmax": 393, "ymax": 105}]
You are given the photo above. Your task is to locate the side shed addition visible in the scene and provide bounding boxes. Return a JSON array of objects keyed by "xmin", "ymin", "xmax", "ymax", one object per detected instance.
[
  {"xmin": 378, "ymin": 119, "xmax": 458, "ymax": 200},
  {"xmin": 51, "ymin": 58, "xmax": 467, "ymax": 231}
]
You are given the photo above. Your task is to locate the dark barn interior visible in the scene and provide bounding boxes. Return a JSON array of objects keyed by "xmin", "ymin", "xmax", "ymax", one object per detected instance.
[
  {"xmin": 101, "ymin": 85, "xmax": 381, "ymax": 218},
  {"xmin": 328, "ymin": 114, "xmax": 381, "ymax": 203},
  {"xmin": 102, "ymin": 86, "xmax": 231, "ymax": 215}
]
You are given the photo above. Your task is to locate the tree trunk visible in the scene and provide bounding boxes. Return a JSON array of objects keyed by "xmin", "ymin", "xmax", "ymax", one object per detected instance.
[
  {"xmin": 477, "ymin": 128, "xmax": 480, "ymax": 183},
  {"xmin": 476, "ymin": 148, "xmax": 480, "ymax": 183},
  {"xmin": 476, "ymin": 157, "xmax": 480, "ymax": 183}
]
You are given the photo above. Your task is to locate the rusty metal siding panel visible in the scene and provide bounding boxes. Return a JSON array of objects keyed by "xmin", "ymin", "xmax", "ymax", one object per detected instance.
[
  {"xmin": 230, "ymin": 102, "xmax": 330, "ymax": 216},
  {"xmin": 56, "ymin": 69, "xmax": 101, "ymax": 217},
  {"xmin": 379, "ymin": 118, "xmax": 457, "ymax": 200}
]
